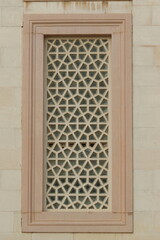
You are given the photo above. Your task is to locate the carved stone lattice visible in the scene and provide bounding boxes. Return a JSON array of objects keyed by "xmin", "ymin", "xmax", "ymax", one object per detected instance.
[{"xmin": 45, "ymin": 38, "xmax": 111, "ymax": 210}]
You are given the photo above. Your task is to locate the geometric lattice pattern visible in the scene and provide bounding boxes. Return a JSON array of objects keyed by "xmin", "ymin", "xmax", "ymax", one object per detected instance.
[{"xmin": 45, "ymin": 38, "xmax": 111, "ymax": 210}]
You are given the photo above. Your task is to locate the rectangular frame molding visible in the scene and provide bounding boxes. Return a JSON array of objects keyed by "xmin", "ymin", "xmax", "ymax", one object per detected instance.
[{"xmin": 22, "ymin": 14, "xmax": 132, "ymax": 233}]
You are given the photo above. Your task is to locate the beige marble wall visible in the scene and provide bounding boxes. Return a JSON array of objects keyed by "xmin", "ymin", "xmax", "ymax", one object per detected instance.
[{"xmin": 0, "ymin": 0, "xmax": 160, "ymax": 239}]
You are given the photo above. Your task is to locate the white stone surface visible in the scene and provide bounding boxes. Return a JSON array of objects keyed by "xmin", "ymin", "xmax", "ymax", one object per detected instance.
[
  {"xmin": 133, "ymin": 6, "xmax": 151, "ymax": 25},
  {"xmin": 119, "ymin": 234, "xmax": 160, "ymax": 240},
  {"xmin": 134, "ymin": 107, "xmax": 160, "ymax": 127},
  {"xmin": 0, "ymin": 170, "xmax": 21, "ymax": 191},
  {"xmin": 134, "ymin": 148, "xmax": 160, "ymax": 170},
  {"xmin": 0, "ymin": 68, "xmax": 22, "ymax": 87},
  {"xmin": 154, "ymin": 47, "xmax": 160, "ymax": 66},
  {"xmin": 134, "ymin": 86, "xmax": 160, "ymax": 107},
  {"xmin": 133, "ymin": 0, "xmax": 153, "ymax": 5},
  {"xmin": 152, "ymin": 6, "xmax": 160, "ymax": 25},
  {"xmin": 134, "ymin": 26, "xmax": 160, "ymax": 46},
  {"xmin": 13, "ymin": 212, "xmax": 21, "ymax": 233},
  {"xmin": 108, "ymin": 2, "xmax": 131, "ymax": 13},
  {"xmin": 0, "ymin": 27, "xmax": 21, "ymax": 48},
  {"xmin": 134, "ymin": 192, "xmax": 153, "ymax": 211},
  {"xmin": 0, "ymin": 108, "xmax": 21, "ymax": 128},
  {"xmin": 1, "ymin": 7, "xmax": 23, "ymax": 26},
  {"xmin": 0, "ymin": 191, "xmax": 20, "ymax": 211},
  {"xmin": 134, "ymin": 127, "xmax": 160, "ymax": 151},
  {"xmin": 154, "ymin": 212, "xmax": 160, "ymax": 232},
  {"xmin": 0, "ymin": 129, "xmax": 21, "ymax": 148},
  {"xmin": 134, "ymin": 170, "xmax": 153, "ymax": 193},
  {"xmin": 134, "ymin": 47, "xmax": 154, "ymax": 66},
  {"xmin": 134, "ymin": 212, "xmax": 153, "ymax": 233},
  {"xmin": 0, "ymin": 87, "xmax": 21, "ymax": 109},
  {"xmin": 74, "ymin": 233, "xmax": 116, "ymax": 240},
  {"xmin": 0, "ymin": 212, "xmax": 13, "ymax": 233},
  {"xmin": 0, "ymin": 234, "xmax": 31, "ymax": 240},
  {"xmin": 1, "ymin": 48, "xmax": 21, "ymax": 67},
  {"xmin": 32, "ymin": 234, "xmax": 73, "ymax": 240},
  {"xmin": 133, "ymin": 66, "xmax": 160, "ymax": 86},
  {"xmin": 0, "ymin": 149, "xmax": 21, "ymax": 170},
  {"xmin": 153, "ymin": 169, "xmax": 160, "ymax": 193},
  {"xmin": 0, "ymin": 0, "xmax": 22, "ymax": 7}
]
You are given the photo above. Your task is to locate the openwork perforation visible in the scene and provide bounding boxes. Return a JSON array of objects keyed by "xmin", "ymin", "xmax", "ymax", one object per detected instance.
[{"xmin": 45, "ymin": 37, "xmax": 111, "ymax": 210}]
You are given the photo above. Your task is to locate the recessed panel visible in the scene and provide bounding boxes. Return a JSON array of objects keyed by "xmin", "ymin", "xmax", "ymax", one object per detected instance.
[{"xmin": 44, "ymin": 37, "xmax": 111, "ymax": 211}]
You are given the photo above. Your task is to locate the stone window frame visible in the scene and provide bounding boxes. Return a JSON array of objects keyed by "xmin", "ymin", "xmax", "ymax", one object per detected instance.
[{"xmin": 22, "ymin": 14, "xmax": 132, "ymax": 233}]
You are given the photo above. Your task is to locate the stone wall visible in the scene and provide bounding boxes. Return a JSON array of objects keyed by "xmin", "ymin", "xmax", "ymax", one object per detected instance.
[{"xmin": 0, "ymin": 0, "xmax": 160, "ymax": 239}]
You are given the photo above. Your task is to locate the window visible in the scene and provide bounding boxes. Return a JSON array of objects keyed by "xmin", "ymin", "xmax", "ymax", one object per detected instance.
[
  {"xmin": 45, "ymin": 37, "xmax": 111, "ymax": 211},
  {"xmin": 22, "ymin": 14, "xmax": 132, "ymax": 232}
]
